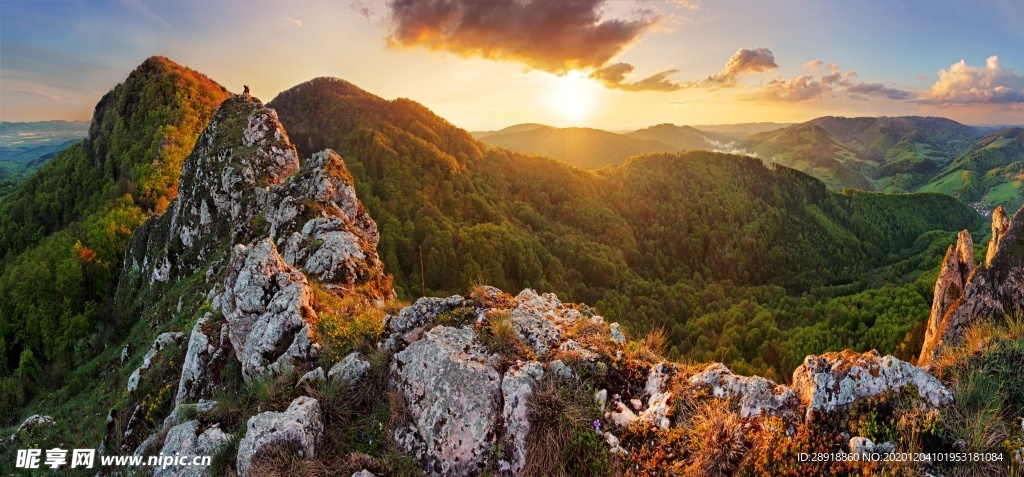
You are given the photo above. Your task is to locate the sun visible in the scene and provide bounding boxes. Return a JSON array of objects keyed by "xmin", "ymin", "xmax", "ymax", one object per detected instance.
[{"xmin": 547, "ymin": 71, "xmax": 594, "ymax": 123}]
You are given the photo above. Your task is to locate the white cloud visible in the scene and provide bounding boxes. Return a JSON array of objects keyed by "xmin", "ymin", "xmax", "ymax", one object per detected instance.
[
  {"xmin": 921, "ymin": 56, "xmax": 1024, "ymax": 104},
  {"xmin": 284, "ymin": 17, "xmax": 303, "ymax": 28}
]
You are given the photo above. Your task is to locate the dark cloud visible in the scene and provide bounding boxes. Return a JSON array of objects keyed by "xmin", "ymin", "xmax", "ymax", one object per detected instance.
[
  {"xmin": 845, "ymin": 82, "xmax": 913, "ymax": 100},
  {"xmin": 385, "ymin": 0, "xmax": 659, "ymax": 74},
  {"xmin": 590, "ymin": 62, "xmax": 682, "ymax": 92}
]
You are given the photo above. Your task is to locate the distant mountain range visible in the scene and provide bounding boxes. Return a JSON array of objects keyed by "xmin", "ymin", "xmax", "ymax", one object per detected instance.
[
  {"xmin": 478, "ymin": 117, "xmax": 1024, "ymax": 210},
  {"xmin": 0, "ymin": 121, "xmax": 89, "ymax": 198}
]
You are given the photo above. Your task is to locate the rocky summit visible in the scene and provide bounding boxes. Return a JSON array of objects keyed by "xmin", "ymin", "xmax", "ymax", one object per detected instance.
[
  {"xmin": 920, "ymin": 204, "xmax": 1024, "ymax": 365},
  {"xmin": 96, "ymin": 91, "xmax": 1024, "ymax": 477}
]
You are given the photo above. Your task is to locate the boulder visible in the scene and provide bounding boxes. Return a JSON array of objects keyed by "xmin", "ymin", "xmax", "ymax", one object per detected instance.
[
  {"xmin": 154, "ymin": 420, "xmax": 231, "ymax": 477},
  {"xmin": 221, "ymin": 240, "xmax": 317, "ymax": 382},
  {"xmin": 792, "ymin": 350, "xmax": 952, "ymax": 418},
  {"xmin": 237, "ymin": 396, "xmax": 323, "ymax": 477},
  {"xmin": 329, "ymin": 351, "xmax": 371, "ymax": 386},
  {"xmin": 389, "ymin": 326, "xmax": 501, "ymax": 476},
  {"xmin": 689, "ymin": 363, "xmax": 799, "ymax": 419}
]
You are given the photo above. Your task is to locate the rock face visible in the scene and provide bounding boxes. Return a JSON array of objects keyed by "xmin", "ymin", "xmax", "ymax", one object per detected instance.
[
  {"xmin": 222, "ymin": 240, "xmax": 317, "ymax": 382},
  {"xmin": 922, "ymin": 229, "xmax": 974, "ymax": 357},
  {"xmin": 237, "ymin": 396, "xmax": 324, "ymax": 477},
  {"xmin": 109, "ymin": 95, "xmax": 392, "ymax": 469},
  {"xmin": 920, "ymin": 205, "xmax": 1024, "ymax": 365},
  {"xmin": 154, "ymin": 420, "xmax": 231, "ymax": 477},
  {"xmin": 384, "ymin": 288, "xmax": 619, "ymax": 476},
  {"xmin": 390, "ymin": 326, "xmax": 501, "ymax": 476},
  {"xmin": 176, "ymin": 313, "xmax": 233, "ymax": 405},
  {"xmin": 689, "ymin": 363, "xmax": 799, "ymax": 419},
  {"xmin": 792, "ymin": 350, "xmax": 952, "ymax": 417}
]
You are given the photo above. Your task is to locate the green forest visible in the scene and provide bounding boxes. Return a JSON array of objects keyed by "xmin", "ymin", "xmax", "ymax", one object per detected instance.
[
  {"xmin": 0, "ymin": 67, "xmax": 985, "ymax": 426},
  {"xmin": 269, "ymin": 77, "xmax": 983, "ymax": 382},
  {"xmin": 0, "ymin": 57, "xmax": 229, "ymax": 422}
]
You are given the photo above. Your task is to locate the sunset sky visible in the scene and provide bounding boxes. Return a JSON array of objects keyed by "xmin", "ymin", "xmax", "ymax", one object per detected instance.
[{"xmin": 2, "ymin": 0, "xmax": 1024, "ymax": 130}]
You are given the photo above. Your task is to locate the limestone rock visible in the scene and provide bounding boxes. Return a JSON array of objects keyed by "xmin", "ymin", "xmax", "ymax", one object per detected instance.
[
  {"xmin": 920, "ymin": 229, "xmax": 974, "ymax": 364},
  {"xmin": 127, "ymin": 332, "xmax": 185, "ymax": 394},
  {"xmin": 8, "ymin": 415, "xmax": 56, "ymax": 442},
  {"xmin": 987, "ymin": 205, "xmax": 1010, "ymax": 266},
  {"xmin": 163, "ymin": 400, "xmax": 218, "ymax": 428},
  {"xmin": 640, "ymin": 362, "xmax": 677, "ymax": 429},
  {"xmin": 237, "ymin": 396, "xmax": 323, "ymax": 477},
  {"xmin": 389, "ymin": 326, "xmax": 501, "ymax": 476},
  {"xmin": 329, "ymin": 351, "xmax": 371, "ymax": 386},
  {"xmin": 222, "ymin": 240, "xmax": 317, "ymax": 382},
  {"xmin": 297, "ymin": 367, "xmax": 326, "ymax": 390},
  {"xmin": 382, "ymin": 295, "xmax": 468, "ymax": 351},
  {"xmin": 509, "ymin": 289, "xmax": 565, "ymax": 356},
  {"xmin": 849, "ymin": 436, "xmax": 875, "ymax": 456},
  {"xmin": 689, "ymin": 363, "xmax": 799, "ymax": 419},
  {"xmin": 920, "ymin": 205, "xmax": 1024, "ymax": 365},
  {"xmin": 792, "ymin": 350, "xmax": 952, "ymax": 418},
  {"xmin": 610, "ymin": 322, "xmax": 625, "ymax": 344},
  {"xmin": 498, "ymin": 361, "xmax": 544, "ymax": 476},
  {"xmin": 176, "ymin": 313, "xmax": 233, "ymax": 405},
  {"xmin": 154, "ymin": 420, "xmax": 231, "ymax": 477}
]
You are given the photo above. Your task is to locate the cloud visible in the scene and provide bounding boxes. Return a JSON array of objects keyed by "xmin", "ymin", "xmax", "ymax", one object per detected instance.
[
  {"xmin": 920, "ymin": 56, "xmax": 1024, "ymax": 104},
  {"xmin": 385, "ymin": 0, "xmax": 659, "ymax": 75},
  {"xmin": 700, "ymin": 48, "xmax": 778, "ymax": 86},
  {"xmin": 591, "ymin": 46, "xmax": 777, "ymax": 92},
  {"xmin": 743, "ymin": 62, "xmax": 861, "ymax": 102},
  {"xmin": 284, "ymin": 17, "xmax": 304, "ymax": 28},
  {"xmin": 803, "ymin": 59, "xmax": 823, "ymax": 71},
  {"xmin": 590, "ymin": 62, "xmax": 682, "ymax": 92},
  {"xmin": 7, "ymin": 89, "xmax": 61, "ymax": 101},
  {"xmin": 845, "ymin": 82, "xmax": 913, "ymax": 100}
]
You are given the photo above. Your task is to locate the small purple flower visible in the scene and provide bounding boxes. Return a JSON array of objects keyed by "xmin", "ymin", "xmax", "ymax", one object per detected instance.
[{"xmin": 593, "ymin": 419, "xmax": 602, "ymax": 432}]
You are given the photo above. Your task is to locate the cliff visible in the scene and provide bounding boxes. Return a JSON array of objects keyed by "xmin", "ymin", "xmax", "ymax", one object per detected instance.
[{"xmin": 919, "ymin": 204, "xmax": 1024, "ymax": 365}]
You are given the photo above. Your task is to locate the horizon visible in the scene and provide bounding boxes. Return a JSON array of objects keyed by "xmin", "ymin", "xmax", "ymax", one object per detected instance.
[{"xmin": 2, "ymin": 0, "xmax": 1024, "ymax": 130}]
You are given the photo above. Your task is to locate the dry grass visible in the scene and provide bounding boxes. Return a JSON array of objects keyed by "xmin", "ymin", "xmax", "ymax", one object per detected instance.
[
  {"xmin": 684, "ymin": 400, "xmax": 749, "ymax": 477},
  {"xmin": 522, "ymin": 378, "xmax": 608, "ymax": 477},
  {"xmin": 624, "ymin": 327, "xmax": 667, "ymax": 364},
  {"xmin": 479, "ymin": 309, "xmax": 534, "ymax": 363}
]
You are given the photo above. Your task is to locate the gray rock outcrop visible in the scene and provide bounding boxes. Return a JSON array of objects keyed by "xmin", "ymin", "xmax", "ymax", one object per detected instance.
[
  {"xmin": 237, "ymin": 396, "xmax": 324, "ymax": 477},
  {"xmin": 154, "ymin": 420, "xmax": 231, "ymax": 477},
  {"xmin": 689, "ymin": 363, "xmax": 799, "ymax": 419},
  {"xmin": 920, "ymin": 205, "xmax": 1024, "ymax": 365},
  {"xmin": 792, "ymin": 350, "xmax": 952, "ymax": 418},
  {"xmin": 390, "ymin": 326, "xmax": 501, "ymax": 476}
]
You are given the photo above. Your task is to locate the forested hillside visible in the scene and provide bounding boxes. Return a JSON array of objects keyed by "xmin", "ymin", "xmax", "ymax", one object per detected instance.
[
  {"xmin": 921, "ymin": 127, "xmax": 1024, "ymax": 210},
  {"xmin": 0, "ymin": 57, "xmax": 229, "ymax": 421},
  {"xmin": 269, "ymin": 77, "xmax": 982, "ymax": 380}
]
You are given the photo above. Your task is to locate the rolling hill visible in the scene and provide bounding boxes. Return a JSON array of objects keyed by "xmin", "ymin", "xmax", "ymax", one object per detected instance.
[
  {"xmin": 474, "ymin": 124, "xmax": 681, "ymax": 169},
  {"xmin": 920, "ymin": 127, "xmax": 1024, "ymax": 211},
  {"xmin": 737, "ymin": 116, "xmax": 984, "ymax": 193}
]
